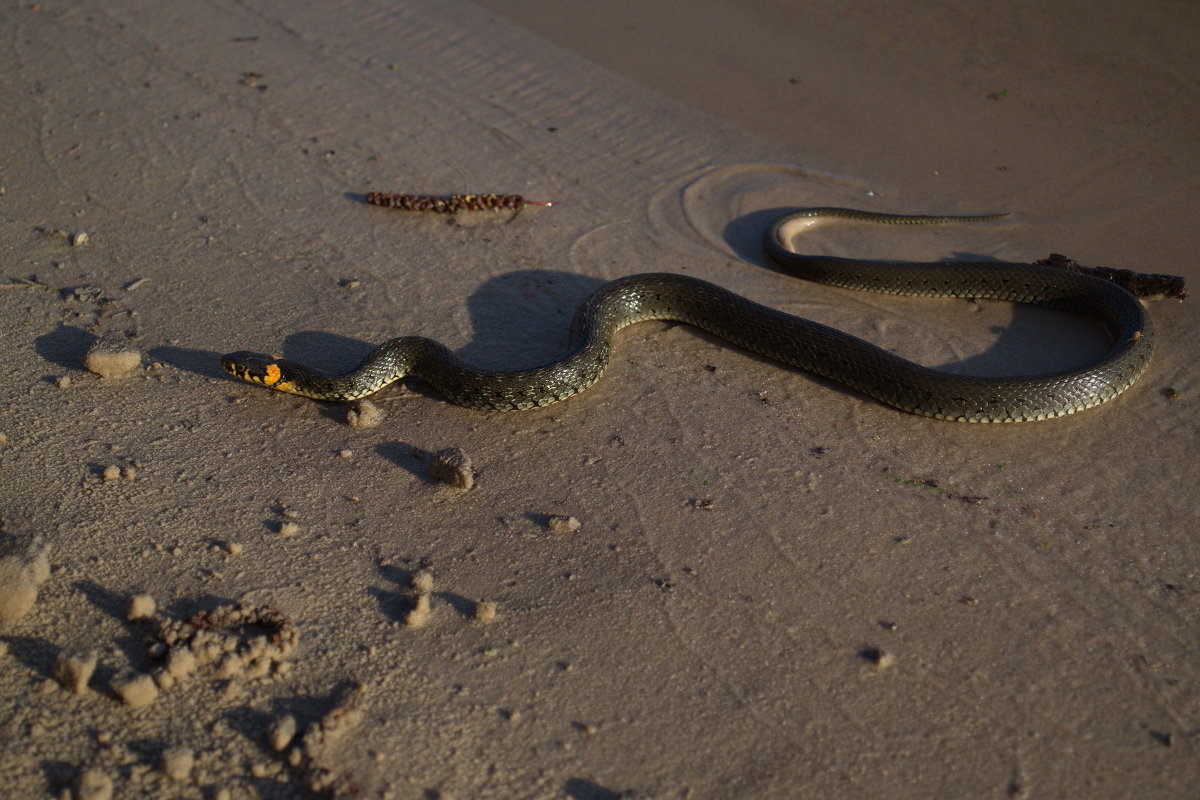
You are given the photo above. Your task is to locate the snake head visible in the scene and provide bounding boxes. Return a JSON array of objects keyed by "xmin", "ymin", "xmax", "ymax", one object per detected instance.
[{"xmin": 220, "ymin": 350, "xmax": 295, "ymax": 391}]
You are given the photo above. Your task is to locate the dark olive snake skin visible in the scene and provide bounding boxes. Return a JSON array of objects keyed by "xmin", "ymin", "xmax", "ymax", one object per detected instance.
[{"xmin": 221, "ymin": 208, "xmax": 1158, "ymax": 422}]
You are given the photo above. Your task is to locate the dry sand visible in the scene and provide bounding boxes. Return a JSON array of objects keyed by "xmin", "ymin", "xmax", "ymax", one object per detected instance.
[{"xmin": 1, "ymin": 0, "xmax": 1197, "ymax": 797}]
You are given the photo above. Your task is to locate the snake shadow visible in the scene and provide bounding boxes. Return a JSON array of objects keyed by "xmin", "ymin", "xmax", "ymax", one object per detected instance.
[
  {"xmin": 260, "ymin": 270, "xmax": 611, "ymax": 389},
  {"xmin": 724, "ymin": 207, "xmax": 1111, "ymax": 378}
]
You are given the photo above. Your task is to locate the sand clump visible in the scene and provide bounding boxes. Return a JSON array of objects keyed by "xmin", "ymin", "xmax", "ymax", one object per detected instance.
[
  {"xmin": 75, "ymin": 768, "xmax": 114, "ymax": 800},
  {"xmin": 98, "ymin": 601, "xmax": 299, "ymax": 714},
  {"xmin": 83, "ymin": 336, "xmax": 142, "ymax": 378},
  {"xmin": 269, "ymin": 683, "xmax": 365, "ymax": 796},
  {"xmin": 267, "ymin": 714, "xmax": 298, "ymax": 752},
  {"xmin": 155, "ymin": 603, "xmax": 299, "ymax": 685},
  {"xmin": 402, "ymin": 568, "xmax": 436, "ymax": 628},
  {"xmin": 159, "ymin": 746, "xmax": 194, "ymax": 782},
  {"xmin": 0, "ymin": 537, "xmax": 51, "ymax": 624},
  {"xmin": 112, "ymin": 671, "xmax": 159, "ymax": 709},
  {"xmin": 52, "ymin": 649, "xmax": 98, "ymax": 695},
  {"xmin": 410, "ymin": 568, "xmax": 435, "ymax": 595},
  {"xmin": 430, "ymin": 447, "xmax": 475, "ymax": 490},
  {"xmin": 403, "ymin": 592, "xmax": 432, "ymax": 629},
  {"xmin": 859, "ymin": 647, "xmax": 896, "ymax": 672},
  {"xmin": 546, "ymin": 515, "xmax": 581, "ymax": 534},
  {"xmin": 474, "ymin": 600, "xmax": 498, "ymax": 623},
  {"xmin": 346, "ymin": 399, "xmax": 385, "ymax": 428},
  {"xmin": 127, "ymin": 593, "xmax": 156, "ymax": 620}
]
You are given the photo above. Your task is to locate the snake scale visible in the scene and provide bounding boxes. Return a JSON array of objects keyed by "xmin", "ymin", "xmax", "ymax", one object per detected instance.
[{"xmin": 221, "ymin": 207, "xmax": 1164, "ymax": 422}]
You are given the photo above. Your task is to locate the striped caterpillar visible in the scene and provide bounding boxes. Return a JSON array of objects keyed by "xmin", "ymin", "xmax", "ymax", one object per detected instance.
[{"xmin": 365, "ymin": 192, "xmax": 552, "ymax": 213}]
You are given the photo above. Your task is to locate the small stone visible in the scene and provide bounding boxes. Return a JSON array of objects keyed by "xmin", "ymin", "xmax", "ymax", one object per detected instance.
[
  {"xmin": 127, "ymin": 594, "xmax": 156, "ymax": 620},
  {"xmin": 70, "ymin": 231, "xmax": 89, "ymax": 246},
  {"xmin": 430, "ymin": 447, "xmax": 474, "ymax": 490},
  {"xmin": 346, "ymin": 400, "xmax": 384, "ymax": 428},
  {"xmin": 76, "ymin": 768, "xmax": 114, "ymax": 800},
  {"xmin": 121, "ymin": 466, "xmax": 136, "ymax": 480},
  {"xmin": 267, "ymin": 714, "xmax": 297, "ymax": 752},
  {"xmin": 474, "ymin": 601, "xmax": 498, "ymax": 623},
  {"xmin": 225, "ymin": 542, "xmax": 244, "ymax": 556},
  {"xmin": 0, "ymin": 560, "xmax": 39, "ymax": 624},
  {"xmin": 546, "ymin": 515, "xmax": 580, "ymax": 534},
  {"xmin": 113, "ymin": 672, "xmax": 158, "ymax": 708},
  {"xmin": 83, "ymin": 337, "xmax": 141, "ymax": 378},
  {"xmin": 278, "ymin": 521, "xmax": 300, "ymax": 537},
  {"xmin": 338, "ymin": 449, "xmax": 353, "ymax": 459},
  {"xmin": 160, "ymin": 746, "xmax": 194, "ymax": 781},
  {"xmin": 102, "ymin": 465, "xmax": 121, "ymax": 482},
  {"xmin": 56, "ymin": 375, "xmax": 72, "ymax": 389},
  {"xmin": 53, "ymin": 649, "xmax": 98, "ymax": 694},
  {"xmin": 410, "ymin": 568, "xmax": 434, "ymax": 595}
]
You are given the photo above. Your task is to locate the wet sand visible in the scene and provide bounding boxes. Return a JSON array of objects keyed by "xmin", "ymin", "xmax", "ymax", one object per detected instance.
[{"xmin": 1, "ymin": 1, "xmax": 1197, "ymax": 797}]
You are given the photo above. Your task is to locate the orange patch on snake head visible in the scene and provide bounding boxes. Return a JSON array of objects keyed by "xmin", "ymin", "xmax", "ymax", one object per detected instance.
[{"xmin": 263, "ymin": 363, "xmax": 283, "ymax": 386}]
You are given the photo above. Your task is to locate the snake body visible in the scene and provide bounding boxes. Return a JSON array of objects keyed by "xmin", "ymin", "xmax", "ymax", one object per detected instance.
[{"xmin": 221, "ymin": 208, "xmax": 1158, "ymax": 422}]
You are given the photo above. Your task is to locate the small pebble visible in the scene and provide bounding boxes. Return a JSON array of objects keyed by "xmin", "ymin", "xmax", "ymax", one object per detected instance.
[
  {"xmin": 52, "ymin": 649, "xmax": 98, "ymax": 694},
  {"xmin": 225, "ymin": 542, "xmax": 244, "ymax": 556},
  {"xmin": 346, "ymin": 400, "xmax": 384, "ymax": 428},
  {"xmin": 76, "ymin": 768, "xmax": 114, "ymax": 800},
  {"xmin": 56, "ymin": 375, "xmax": 72, "ymax": 389},
  {"xmin": 127, "ymin": 594, "xmax": 156, "ymax": 620},
  {"xmin": 70, "ymin": 231, "xmax": 89, "ymax": 246},
  {"xmin": 547, "ymin": 515, "xmax": 581, "ymax": 534},
  {"xmin": 475, "ymin": 601, "xmax": 498, "ymax": 623},
  {"xmin": 102, "ymin": 465, "xmax": 121, "ymax": 482},
  {"xmin": 160, "ymin": 746, "xmax": 194, "ymax": 782},
  {"xmin": 338, "ymin": 449, "xmax": 353, "ymax": 459},
  {"xmin": 83, "ymin": 337, "xmax": 141, "ymax": 378},
  {"xmin": 278, "ymin": 521, "xmax": 300, "ymax": 537},
  {"xmin": 430, "ymin": 447, "xmax": 474, "ymax": 490},
  {"xmin": 113, "ymin": 672, "xmax": 158, "ymax": 708}
]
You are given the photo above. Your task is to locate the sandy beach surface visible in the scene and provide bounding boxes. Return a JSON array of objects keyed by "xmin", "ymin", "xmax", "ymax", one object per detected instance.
[{"xmin": 1, "ymin": 1, "xmax": 1197, "ymax": 797}]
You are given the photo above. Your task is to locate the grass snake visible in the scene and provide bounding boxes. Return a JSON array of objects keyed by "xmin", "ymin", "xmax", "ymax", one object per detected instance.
[{"xmin": 221, "ymin": 207, "xmax": 1168, "ymax": 422}]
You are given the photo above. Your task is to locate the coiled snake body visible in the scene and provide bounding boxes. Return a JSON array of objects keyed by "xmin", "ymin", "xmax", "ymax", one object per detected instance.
[{"xmin": 222, "ymin": 208, "xmax": 1163, "ymax": 422}]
